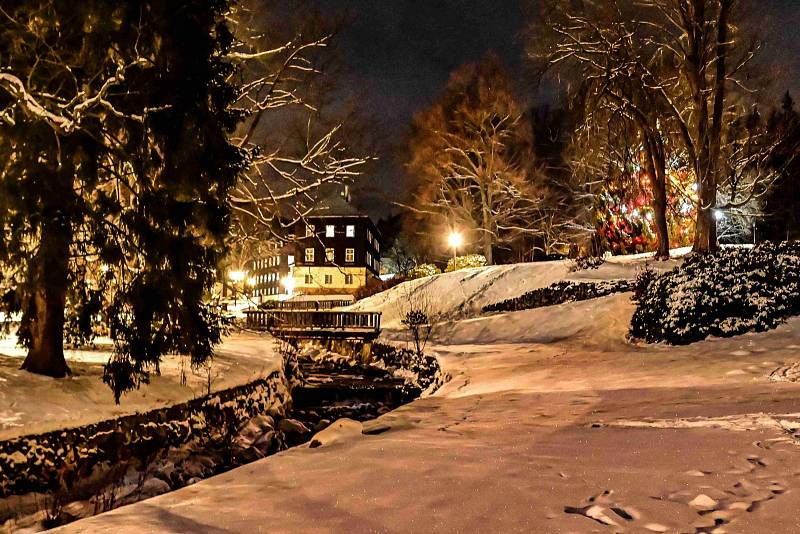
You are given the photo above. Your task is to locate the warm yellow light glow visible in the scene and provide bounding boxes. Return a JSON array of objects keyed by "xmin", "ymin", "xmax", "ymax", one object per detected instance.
[
  {"xmin": 246, "ymin": 276, "xmax": 257, "ymax": 286},
  {"xmin": 229, "ymin": 270, "xmax": 245, "ymax": 282},
  {"xmin": 447, "ymin": 231, "xmax": 463, "ymax": 249},
  {"xmin": 281, "ymin": 275, "xmax": 295, "ymax": 295}
]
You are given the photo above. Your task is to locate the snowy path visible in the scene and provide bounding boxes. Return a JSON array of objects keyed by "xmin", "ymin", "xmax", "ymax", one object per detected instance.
[
  {"xmin": 0, "ymin": 332, "xmax": 280, "ymax": 440},
  {"xmin": 56, "ymin": 294, "xmax": 800, "ymax": 533}
]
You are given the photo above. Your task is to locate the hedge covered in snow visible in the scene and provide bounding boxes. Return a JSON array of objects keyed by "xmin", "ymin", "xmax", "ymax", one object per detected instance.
[
  {"xmin": 409, "ymin": 263, "xmax": 441, "ymax": 279},
  {"xmin": 0, "ymin": 370, "xmax": 290, "ymax": 498},
  {"xmin": 630, "ymin": 242, "xmax": 800, "ymax": 344},
  {"xmin": 483, "ymin": 280, "xmax": 631, "ymax": 313},
  {"xmin": 445, "ymin": 254, "xmax": 487, "ymax": 272}
]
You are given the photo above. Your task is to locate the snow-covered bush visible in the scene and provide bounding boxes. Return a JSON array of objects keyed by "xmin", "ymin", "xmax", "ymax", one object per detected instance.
[
  {"xmin": 631, "ymin": 264, "xmax": 658, "ymax": 303},
  {"xmin": 630, "ymin": 242, "xmax": 800, "ymax": 344},
  {"xmin": 569, "ymin": 255, "xmax": 605, "ymax": 272},
  {"xmin": 409, "ymin": 263, "xmax": 441, "ymax": 279},
  {"xmin": 483, "ymin": 280, "xmax": 630, "ymax": 313},
  {"xmin": 371, "ymin": 342, "xmax": 441, "ymax": 392},
  {"xmin": 445, "ymin": 254, "xmax": 487, "ymax": 272}
]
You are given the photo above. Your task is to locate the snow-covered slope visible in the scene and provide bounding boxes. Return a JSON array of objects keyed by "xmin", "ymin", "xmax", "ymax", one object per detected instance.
[
  {"xmin": 58, "ymin": 292, "xmax": 800, "ymax": 534},
  {"xmin": 349, "ymin": 253, "xmax": 683, "ymax": 328},
  {"xmin": 0, "ymin": 333, "xmax": 280, "ymax": 440}
]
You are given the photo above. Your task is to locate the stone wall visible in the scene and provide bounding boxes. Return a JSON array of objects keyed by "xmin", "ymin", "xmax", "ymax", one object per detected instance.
[{"xmin": 0, "ymin": 370, "xmax": 290, "ymax": 499}]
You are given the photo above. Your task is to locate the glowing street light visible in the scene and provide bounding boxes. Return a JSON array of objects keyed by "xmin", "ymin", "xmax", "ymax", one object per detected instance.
[
  {"xmin": 228, "ymin": 270, "xmax": 246, "ymax": 307},
  {"xmin": 714, "ymin": 209, "xmax": 725, "ymax": 221},
  {"xmin": 281, "ymin": 275, "xmax": 295, "ymax": 297},
  {"xmin": 447, "ymin": 231, "xmax": 463, "ymax": 262}
]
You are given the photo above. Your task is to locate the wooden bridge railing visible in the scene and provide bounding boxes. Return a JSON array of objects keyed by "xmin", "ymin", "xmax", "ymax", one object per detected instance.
[
  {"xmin": 245, "ymin": 310, "xmax": 382, "ymax": 340},
  {"xmin": 258, "ymin": 299, "xmax": 353, "ymax": 311}
]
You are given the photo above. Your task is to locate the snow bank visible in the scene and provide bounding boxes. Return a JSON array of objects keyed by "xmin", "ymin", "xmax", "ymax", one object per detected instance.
[
  {"xmin": 0, "ymin": 332, "xmax": 281, "ymax": 441},
  {"xmin": 350, "ymin": 253, "xmax": 683, "ymax": 328}
]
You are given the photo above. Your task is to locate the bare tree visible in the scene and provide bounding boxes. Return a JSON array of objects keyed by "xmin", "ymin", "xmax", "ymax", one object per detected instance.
[
  {"xmin": 532, "ymin": 0, "xmax": 776, "ymax": 254},
  {"xmin": 226, "ymin": 1, "xmax": 370, "ymax": 249},
  {"xmin": 405, "ymin": 56, "xmax": 545, "ymax": 265}
]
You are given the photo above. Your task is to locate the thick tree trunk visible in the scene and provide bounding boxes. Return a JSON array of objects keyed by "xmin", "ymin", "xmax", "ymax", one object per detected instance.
[
  {"xmin": 644, "ymin": 132, "xmax": 671, "ymax": 260},
  {"xmin": 20, "ymin": 218, "xmax": 71, "ymax": 378},
  {"xmin": 694, "ymin": 173, "xmax": 718, "ymax": 253},
  {"xmin": 692, "ymin": 0, "xmax": 731, "ymax": 254}
]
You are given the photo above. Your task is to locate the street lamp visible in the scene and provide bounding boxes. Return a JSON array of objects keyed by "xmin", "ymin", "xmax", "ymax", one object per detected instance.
[
  {"xmin": 229, "ymin": 270, "xmax": 245, "ymax": 307},
  {"xmin": 447, "ymin": 231, "xmax": 463, "ymax": 263}
]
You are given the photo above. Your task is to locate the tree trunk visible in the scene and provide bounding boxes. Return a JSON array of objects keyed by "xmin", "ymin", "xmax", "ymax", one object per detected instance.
[
  {"xmin": 692, "ymin": 0, "xmax": 731, "ymax": 254},
  {"xmin": 694, "ymin": 174, "xmax": 718, "ymax": 253},
  {"xmin": 644, "ymin": 132, "xmax": 671, "ymax": 260},
  {"xmin": 479, "ymin": 178, "xmax": 494, "ymax": 265},
  {"xmin": 20, "ymin": 217, "xmax": 71, "ymax": 378}
]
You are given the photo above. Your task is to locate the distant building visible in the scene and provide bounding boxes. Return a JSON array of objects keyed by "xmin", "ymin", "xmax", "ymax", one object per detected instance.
[
  {"xmin": 247, "ymin": 241, "xmax": 293, "ymax": 302},
  {"xmin": 293, "ymin": 214, "xmax": 381, "ymax": 295}
]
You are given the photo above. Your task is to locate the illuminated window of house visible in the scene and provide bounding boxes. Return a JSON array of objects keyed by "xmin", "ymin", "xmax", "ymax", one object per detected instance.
[
  {"xmin": 325, "ymin": 248, "xmax": 334, "ymax": 262},
  {"xmin": 346, "ymin": 225, "xmax": 355, "ymax": 237},
  {"xmin": 306, "ymin": 224, "xmax": 314, "ymax": 237},
  {"xmin": 345, "ymin": 248, "xmax": 354, "ymax": 263},
  {"xmin": 345, "ymin": 273, "xmax": 353, "ymax": 285},
  {"xmin": 324, "ymin": 274, "xmax": 333, "ymax": 285},
  {"xmin": 326, "ymin": 225, "xmax": 335, "ymax": 237},
  {"xmin": 305, "ymin": 248, "xmax": 314, "ymax": 262}
]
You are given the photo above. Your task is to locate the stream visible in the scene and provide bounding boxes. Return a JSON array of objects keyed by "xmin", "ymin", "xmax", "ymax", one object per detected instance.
[{"xmin": 1, "ymin": 342, "xmax": 440, "ymax": 532}]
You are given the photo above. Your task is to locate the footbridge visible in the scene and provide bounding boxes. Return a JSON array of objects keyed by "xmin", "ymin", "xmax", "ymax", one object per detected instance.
[{"xmin": 244, "ymin": 309, "xmax": 382, "ymax": 342}]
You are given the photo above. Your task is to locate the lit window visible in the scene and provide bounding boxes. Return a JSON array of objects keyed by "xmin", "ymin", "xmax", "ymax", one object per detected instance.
[
  {"xmin": 304, "ymin": 274, "xmax": 313, "ymax": 284},
  {"xmin": 345, "ymin": 248, "xmax": 354, "ymax": 263},
  {"xmin": 324, "ymin": 274, "xmax": 333, "ymax": 285},
  {"xmin": 275, "ymin": 256, "xmax": 280, "ymax": 266},
  {"xmin": 326, "ymin": 225, "xmax": 335, "ymax": 237},
  {"xmin": 345, "ymin": 273, "xmax": 354, "ymax": 285},
  {"xmin": 325, "ymin": 248, "xmax": 335, "ymax": 262},
  {"xmin": 305, "ymin": 248, "xmax": 314, "ymax": 262},
  {"xmin": 306, "ymin": 224, "xmax": 314, "ymax": 237},
  {"xmin": 346, "ymin": 225, "xmax": 355, "ymax": 237}
]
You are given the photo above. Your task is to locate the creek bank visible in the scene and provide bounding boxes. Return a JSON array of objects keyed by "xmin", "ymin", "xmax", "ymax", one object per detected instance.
[{"xmin": 1, "ymin": 339, "xmax": 441, "ymax": 532}]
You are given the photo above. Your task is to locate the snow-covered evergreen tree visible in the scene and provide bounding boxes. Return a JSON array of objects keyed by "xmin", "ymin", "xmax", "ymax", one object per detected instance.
[{"xmin": 0, "ymin": 0, "xmax": 245, "ymax": 400}]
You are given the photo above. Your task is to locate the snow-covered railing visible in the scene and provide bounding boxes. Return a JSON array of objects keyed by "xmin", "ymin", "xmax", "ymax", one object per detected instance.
[{"xmin": 246, "ymin": 310, "xmax": 382, "ymax": 340}]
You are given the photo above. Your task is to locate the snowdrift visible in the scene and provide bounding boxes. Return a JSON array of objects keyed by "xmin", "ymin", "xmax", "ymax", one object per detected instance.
[{"xmin": 350, "ymin": 254, "xmax": 683, "ymax": 328}]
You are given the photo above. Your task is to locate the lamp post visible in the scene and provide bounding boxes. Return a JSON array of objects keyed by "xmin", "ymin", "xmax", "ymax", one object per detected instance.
[
  {"xmin": 447, "ymin": 231, "xmax": 463, "ymax": 265},
  {"xmin": 229, "ymin": 270, "xmax": 245, "ymax": 307}
]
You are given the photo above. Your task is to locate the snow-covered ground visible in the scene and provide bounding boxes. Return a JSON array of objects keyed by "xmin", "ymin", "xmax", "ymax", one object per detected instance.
[
  {"xmin": 0, "ymin": 333, "xmax": 280, "ymax": 440},
  {"xmin": 54, "ymin": 254, "xmax": 800, "ymax": 533},
  {"xmin": 348, "ymin": 253, "xmax": 684, "ymax": 327}
]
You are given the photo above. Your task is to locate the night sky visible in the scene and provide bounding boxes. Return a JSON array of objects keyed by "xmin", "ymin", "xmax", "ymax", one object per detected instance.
[{"xmin": 309, "ymin": 0, "xmax": 800, "ymax": 219}]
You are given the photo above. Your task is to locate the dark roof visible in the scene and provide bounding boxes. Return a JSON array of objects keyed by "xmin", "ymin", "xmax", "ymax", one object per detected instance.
[{"xmin": 307, "ymin": 191, "xmax": 362, "ymax": 217}]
